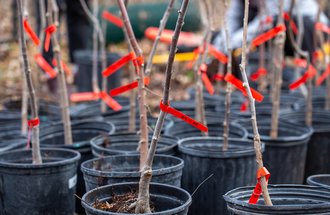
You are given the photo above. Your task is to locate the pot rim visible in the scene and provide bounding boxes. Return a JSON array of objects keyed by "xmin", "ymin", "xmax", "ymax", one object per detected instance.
[
  {"xmin": 82, "ymin": 182, "xmax": 192, "ymax": 215},
  {"xmin": 81, "ymin": 154, "xmax": 184, "ymax": 177},
  {"xmin": 307, "ymin": 174, "xmax": 330, "ymax": 190}
]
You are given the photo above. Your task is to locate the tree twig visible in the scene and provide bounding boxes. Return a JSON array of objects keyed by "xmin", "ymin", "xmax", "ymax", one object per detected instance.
[
  {"xmin": 17, "ymin": 0, "xmax": 42, "ymax": 164},
  {"xmin": 240, "ymin": 0, "xmax": 272, "ymax": 206},
  {"xmin": 222, "ymin": 0, "xmax": 232, "ymax": 151},
  {"xmin": 145, "ymin": 0, "xmax": 175, "ymax": 76},
  {"xmin": 48, "ymin": 0, "xmax": 73, "ymax": 145},
  {"xmin": 270, "ymin": 0, "xmax": 286, "ymax": 138},
  {"xmin": 117, "ymin": 0, "xmax": 148, "ymax": 169},
  {"xmin": 135, "ymin": 0, "xmax": 190, "ymax": 213}
]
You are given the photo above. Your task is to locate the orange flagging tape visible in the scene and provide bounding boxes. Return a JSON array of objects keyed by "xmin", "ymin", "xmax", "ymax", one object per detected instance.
[
  {"xmin": 160, "ymin": 101, "xmax": 208, "ymax": 132},
  {"xmin": 23, "ymin": 19, "xmax": 40, "ymax": 46},
  {"xmin": 225, "ymin": 73, "xmax": 264, "ymax": 102},
  {"xmin": 248, "ymin": 167, "xmax": 271, "ymax": 204},
  {"xmin": 289, "ymin": 65, "xmax": 317, "ymax": 90},
  {"xmin": 102, "ymin": 11, "xmax": 124, "ymax": 28},
  {"xmin": 252, "ymin": 24, "xmax": 286, "ymax": 47}
]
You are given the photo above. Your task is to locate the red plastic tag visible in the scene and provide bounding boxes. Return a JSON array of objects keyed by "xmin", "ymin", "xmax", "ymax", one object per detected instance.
[
  {"xmin": 26, "ymin": 118, "xmax": 40, "ymax": 150},
  {"xmin": 315, "ymin": 22, "xmax": 330, "ymax": 35},
  {"xmin": 109, "ymin": 77, "xmax": 150, "ymax": 96},
  {"xmin": 252, "ymin": 24, "xmax": 286, "ymax": 47},
  {"xmin": 186, "ymin": 47, "xmax": 202, "ymax": 70},
  {"xmin": 70, "ymin": 92, "xmax": 100, "ymax": 102},
  {"xmin": 132, "ymin": 55, "xmax": 144, "ymax": 67},
  {"xmin": 99, "ymin": 92, "xmax": 122, "ymax": 111},
  {"xmin": 102, "ymin": 11, "xmax": 124, "ymax": 28},
  {"xmin": 144, "ymin": 27, "xmax": 201, "ymax": 47},
  {"xmin": 240, "ymin": 99, "xmax": 249, "ymax": 112},
  {"xmin": 316, "ymin": 64, "xmax": 330, "ymax": 86},
  {"xmin": 52, "ymin": 59, "xmax": 72, "ymax": 76},
  {"xmin": 249, "ymin": 167, "xmax": 271, "ymax": 204},
  {"xmin": 102, "ymin": 52, "xmax": 134, "ymax": 77},
  {"xmin": 44, "ymin": 24, "xmax": 56, "ymax": 52},
  {"xmin": 160, "ymin": 101, "xmax": 208, "ymax": 132},
  {"xmin": 23, "ymin": 19, "xmax": 40, "ymax": 46},
  {"xmin": 283, "ymin": 12, "xmax": 298, "ymax": 35},
  {"xmin": 250, "ymin": 67, "xmax": 267, "ymax": 81},
  {"xmin": 213, "ymin": 74, "xmax": 225, "ymax": 81},
  {"xmin": 208, "ymin": 45, "xmax": 228, "ymax": 64},
  {"xmin": 199, "ymin": 64, "xmax": 214, "ymax": 95},
  {"xmin": 225, "ymin": 73, "xmax": 264, "ymax": 102},
  {"xmin": 263, "ymin": 16, "xmax": 273, "ymax": 25},
  {"xmin": 290, "ymin": 64, "xmax": 317, "ymax": 90},
  {"xmin": 293, "ymin": 58, "xmax": 307, "ymax": 68},
  {"xmin": 34, "ymin": 54, "xmax": 57, "ymax": 78}
]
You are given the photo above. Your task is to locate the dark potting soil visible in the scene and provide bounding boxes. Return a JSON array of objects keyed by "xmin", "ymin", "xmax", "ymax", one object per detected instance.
[{"xmin": 93, "ymin": 191, "xmax": 155, "ymax": 213}]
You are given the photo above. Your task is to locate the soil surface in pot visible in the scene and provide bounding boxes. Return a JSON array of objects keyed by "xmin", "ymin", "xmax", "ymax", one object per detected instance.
[{"xmin": 93, "ymin": 191, "xmax": 155, "ymax": 213}]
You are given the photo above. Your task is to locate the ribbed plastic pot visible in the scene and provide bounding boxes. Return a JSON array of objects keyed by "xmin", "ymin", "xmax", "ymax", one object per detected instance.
[
  {"xmin": 105, "ymin": 117, "xmax": 173, "ymax": 134},
  {"xmin": 3, "ymin": 98, "xmax": 60, "ymax": 122},
  {"xmin": 294, "ymin": 96, "xmax": 329, "ymax": 110},
  {"xmin": 224, "ymin": 185, "xmax": 330, "ymax": 214},
  {"xmin": 40, "ymin": 120, "xmax": 115, "ymax": 214},
  {"xmin": 82, "ymin": 182, "xmax": 192, "ymax": 215},
  {"xmin": 165, "ymin": 121, "xmax": 248, "ymax": 139},
  {"xmin": 307, "ymin": 174, "xmax": 330, "ymax": 190},
  {"xmin": 91, "ymin": 132, "xmax": 177, "ymax": 157},
  {"xmin": 70, "ymin": 97, "xmax": 130, "ymax": 121},
  {"xmin": 219, "ymin": 93, "xmax": 301, "ymax": 119},
  {"xmin": 0, "ymin": 148, "xmax": 80, "ymax": 215},
  {"xmin": 81, "ymin": 154, "xmax": 183, "ymax": 191},
  {"xmin": 178, "ymin": 137, "xmax": 261, "ymax": 215},
  {"xmin": 280, "ymin": 110, "xmax": 330, "ymax": 179},
  {"xmin": 73, "ymin": 51, "xmax": 122, "ymax": 92},
  {"xmin": 0, "ymin": 134, "xmax": 26, "ymax": 153},
  {"xmin": 236, "ymin": 119, "xmax": 313, "ymax": 184}
]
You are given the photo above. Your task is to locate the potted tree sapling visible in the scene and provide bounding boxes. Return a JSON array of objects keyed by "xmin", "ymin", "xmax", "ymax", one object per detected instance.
[
  {"xmin": 224, "ymin": 1, "xmax": 330, "ymax": 214},
  {"xmin": 280, "ymin": 0, "xmax": 330, "ymax": 180},
  {"xmin": 238, "ymin": 0, "xmax": 313, "ymax": 184},
  {"xmin": 81, "ymin": 0, "xmax": 185, "ymax": 198},
  {"xmin": 178, "ymin": 1, "xmax": 262, "ymax": 214},
  {"xmin": 0, "ymin": 0, "xmax": 80, "ymax": 213},
  {"xmin": 81, "ymin": 0, "xmax": 193, "ymax": 214}
]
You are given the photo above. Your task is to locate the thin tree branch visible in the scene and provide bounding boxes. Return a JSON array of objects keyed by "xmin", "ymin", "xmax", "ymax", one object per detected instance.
[
  {"xmin": 17, "ymin": 0, "xmax": 42, "ymax": 163},
  {"xmin": 135, "ymin": 0, "xmax": 190, "ymax": 213},
  {"xmin": 240, "ymin": 0, "xmax": 272, "ymax": 206}
]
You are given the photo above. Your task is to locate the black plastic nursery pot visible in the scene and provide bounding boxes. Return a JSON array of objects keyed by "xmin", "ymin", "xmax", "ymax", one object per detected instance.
[
  {"xmin": 70, "ymin": 96, "xmax": 130, "ymax": 121},
  {"xmin": 307, "ymin": 174, "xmax": 330, "ymax": 190},
  {"xmin": 294, "ymin": 96, "xmax": 329, "ymax": 111},
  {"xmin": 81, "ymin": 154, "xmax": 184, "ymax": 191},
  {"xmin": 178, "ymin": 137, "xmax": 261, "ymax": 215},
  {"xmin": 73, "ymin": 51, "xmax": 122, "ymax": 92},
  {"xmin": 40, "ymin": 120, "xmax": 115, "ymax": 214},
  {"xmin": 223, "ymin": 184, "xmax": 330, "ymax": 214},
  {"xmin": 0, "ymin": 134, "xmax": 26, "ymax": 153},
  {"xmin": 280, "ymin": 110, "xmax": 330, "ymax": 179},
  {"xmin": 165, "ymin": 120, "xmax": 248, "ymax": 139},
  {"xmin": 91, "ymin": 132, "xmax": 177, "ymax": 157},
  {"xmin": 82, "ymin": 182, "xmax": 192, "ymax": 215},
  {"xmin": 3, "ymin": 98, "xmax": 60, "ymax": 122},
  {"xmin": 237, "ymin": 119, "xmax": 313, "ymax": 184},
  {"xmin": 0, "ymin": 148, "xmax": 80, "ymax": 215},
  {"xmin": 104, "ymin": 117, "xmax": 174, "ymax": 134}
]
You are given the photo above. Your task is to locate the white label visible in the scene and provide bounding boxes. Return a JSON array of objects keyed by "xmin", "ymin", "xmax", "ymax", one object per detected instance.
[{"xmin": 68, "ymin": 174, "xmax": 77, "ymax": 189}]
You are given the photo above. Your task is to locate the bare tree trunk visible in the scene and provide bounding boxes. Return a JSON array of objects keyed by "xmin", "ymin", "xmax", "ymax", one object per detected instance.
[
  {"xmin": 92, "ymin": 0, "xmax": 100, "ymax": 94},
  {"xmin": 117, "ymin": 0, "xmax": 148, "ymax": 169},
  {"xmin": 79, "ymin": 0, "xmax": 107, "ymax": 113},
  {"xmin": 222, "ymin": 0, "xmax": 232, "ymax": 151},
  {"xmin": 135, "ymin": 1, "xmax": 190, "ymax": 213},
  {"xmin": 270, "ymin": 0, "xmax": 286, "ymax": 138},
  {"xmin": 47, "ymin": 0, "xmax": 73, "ymax": 145},
  {"xmin": 17, "ymin": 0, "xmax": 42, "ymax": 164},
  {"xmin": 145, "ymin": 0, "xmax": 175, "ymax": 76},
  {"xmin": 240, "ymin": 0, "xmax": 272, "ymax": 206}
]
